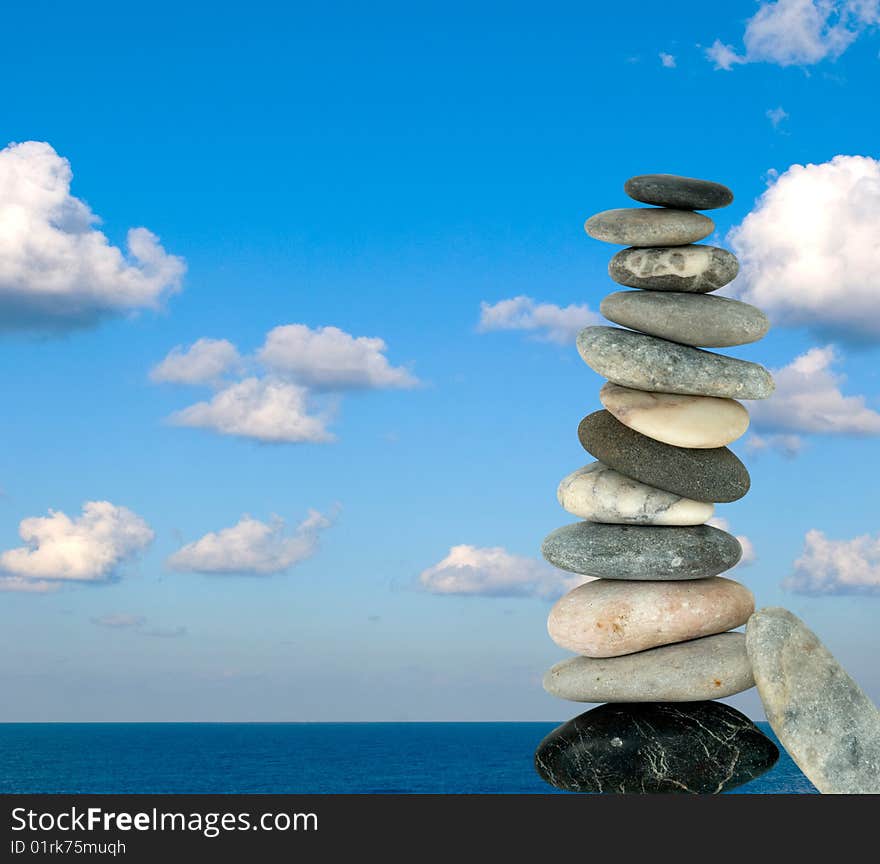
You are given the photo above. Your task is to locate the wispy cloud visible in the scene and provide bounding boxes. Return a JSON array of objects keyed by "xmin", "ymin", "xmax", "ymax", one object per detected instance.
[
  {"xmin": 419, "ymin": 544, "xmax": 588, "ymax": 599},
  {"xmin": 766, "ymin": 106, "xmax": 788, "ymax": 128},
  {"xmin": 659, "ymin": 52, "xmax": 677, "ymax": 68},
  {"xmin": 706, "ymin": 0, "xmax": 880, "ymax": 70},
  {"xmin": 477, "ymin": 296, "xmax": 600, "ymax": 344},
  {"xmin": 167, "ymin": 509, "xmax": 335, "ymax": 575}
]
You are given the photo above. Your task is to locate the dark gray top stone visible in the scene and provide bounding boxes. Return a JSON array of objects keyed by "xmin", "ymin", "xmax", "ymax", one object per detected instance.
[
  {"xmin": 584, "ymin": 208, "xmax": 714, "ymax": 247},
  {"xmin": 625, "ymin": 174, "xmax": 734, "ymax": 210},
  {"xmin": 577, "ymin": 325, "xmax": 775, "ymax": 400},
  {"xmin": 578, "ymin": 410, "xmax": 750, "ymax": 502},
  {"xmin": 609, "ymin": 245, "xmax": 739, "ymax": 293},
  {"xmin": 747, "ymin": 607, "xmax": 880, "ymax": 794},
  {"xmin": 600, "ymin": 290, "xmax": 770, "ymax": 348},
  {"xmin": 541, "ymin": 521, "xmax": 742, "ymax": 579},
  {"xmin": 534, "ymin": 701, "xmax": 778, "ymax": 794}
]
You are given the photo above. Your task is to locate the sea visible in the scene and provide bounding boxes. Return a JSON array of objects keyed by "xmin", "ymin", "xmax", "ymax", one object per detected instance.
[{"xmin": 0, "ymin": 722, "xmax": 817, "ymax": 794}]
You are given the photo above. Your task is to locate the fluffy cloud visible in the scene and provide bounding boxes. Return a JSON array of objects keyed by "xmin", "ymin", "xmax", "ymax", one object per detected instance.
[
  {"xmin": 167, "ymin": 510, "xmax": 333, "ymax": 575},
  {"xmin": 478, "ymin": 296, "xmax": 600, "ymax": 344},
  {"xmin": 785, "ymin": 528, "xmax": 880, "ymax": 594},
  {"xmin": 150, "ymin": 338, "xmax": 240, "ymax": 385},
  {"xmin": 156, "ymin": 324, "xmax": 417, "ymax": 443},
  {"xmin": 706, "ymin": 518, "xmax": 756, "ymax": 567},
  {"xmin": 259, "ymin": 325, "xmax": 418, "ymax": 390},
  {"xmin": 727, "ymin": 155, "xmax": 880, "ymax": 338},
  {"xmin": 707, "ymin": 0, "xmax": 880, "ymax": 69},
  {"xmin": 169, "ymin": 377, "xmax": 334, "ymax": 443},
  {"xmin": 0, "ymin": 501, "xmax": 154, "ymax": 591},
  {"xmin": 419, "ymin": 544, "xmax": 589, "ymax": 598},
  {"xmin": 659, "ymin": 52, "xmax": 677, "ymax": 68},
  {"xmin": 0, "ymin": 141, "xmax": 184, "ymax": 329},
  {"xmin": 750, "ymin": 346, "xmax": 880, "ymax": 435}
]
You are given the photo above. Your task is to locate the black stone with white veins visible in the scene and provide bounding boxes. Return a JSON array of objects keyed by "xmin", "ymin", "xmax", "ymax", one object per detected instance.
[
  {"xmin": 577, "ymin": 325, "xmax": 775, "ymax": 400},
  {"xmin": 579, "ymin": 410, "xmax": 750, "ymax": 503},
  {"xmin": 534, "ymin": 701, "xmax": 778, "ymax": 794},
  {"xmin": 541, "ymin": 521, "xmax": 742, "ymax": 579},
  {"xmin": 624, "ymin": 174, "xmax": 734, "ymax": 210},
  {"xmin": 747, "ymin": 607, "xmax": 880, "ymax": 794},
  {"xmin": 584, "ymin": 208, "xmax": 714, "ymax": 247},
  {"xmin": 609, "ymin": 245, "xmax": 739, "ymax": 293},
  {"xmin": 600, "ymin": 290, "xmax": 770, "ymax": 348}
]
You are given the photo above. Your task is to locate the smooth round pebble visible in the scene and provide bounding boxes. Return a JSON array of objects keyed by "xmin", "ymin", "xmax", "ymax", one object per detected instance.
[
  {"xmin": 577, "ymin": 325, "xmax": 775, "ymax": 400},
  {"xmin": 557, "ymin": 462, "xmax": 714, "ymax": 525},
  {"xmin": 600, "ymin": 290, "xmax": 770, "ymax": 348},
  {"xmin": 547, "ymin": 576, "xmax": 754, "ymax": 657},
  {"xmin": 543, "ymin": 632, "xmax": 755, "ymax": 702},
  {"xmin": 584, "ymin": 208, "xmax": 714, "ymax": 247},
  {"xmin": 541, "ymin": 521, "xmax": 742, "ymax": 580},
  {"xmin": 609, "ymin": 245, "xmax": 739, "ymax": 292},
  {"xmin": 578, "ymin": 410, "xmax": 750, "ymax": 503},
  {"xmin": 624, "ymin": 173, "xmax": 734, "ymax": 210},
  {"xmin": 534, "ymin": 701, "xmax": 778, "ymax": 794},
  {"xmin": 600, "ymin": 383, "xmax": 750, "ymax": 449}
]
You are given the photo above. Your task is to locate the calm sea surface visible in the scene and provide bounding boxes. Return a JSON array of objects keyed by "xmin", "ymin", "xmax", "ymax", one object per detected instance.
[{"xmin": 0, "ymin": 722, "xmax": 816, "ymax": 794}]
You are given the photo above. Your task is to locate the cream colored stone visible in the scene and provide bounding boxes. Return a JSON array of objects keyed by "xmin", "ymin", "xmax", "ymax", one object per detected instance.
[
  {"xmin": 547, "ymin": 576, "xmax": 754, "ymax": 658},
  {"xmin": 557, "ymin": 462, "xmax": 713, "ymax": 526},
  {"xmin": 600, "ymin": 382, "xmax": 749, "ymax": 448}
]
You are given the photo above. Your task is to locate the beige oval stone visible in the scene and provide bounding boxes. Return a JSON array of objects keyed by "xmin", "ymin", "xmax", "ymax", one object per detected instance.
[
  {"xmin": 600, "ymin": 382, "xmax": 750, "ymax": 449},
  {"xmin": 547, "ymin": 576, "xmax": 754, "ymax": 658},
  {"xmin": 557, "ymin": 462, "xmax": 714, "ymax": 525}
]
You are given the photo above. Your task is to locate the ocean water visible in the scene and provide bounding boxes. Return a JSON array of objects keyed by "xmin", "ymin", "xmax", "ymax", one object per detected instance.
[{"xmin": 0, "ymin": 722, "xmax": 817, "ymax": 794}]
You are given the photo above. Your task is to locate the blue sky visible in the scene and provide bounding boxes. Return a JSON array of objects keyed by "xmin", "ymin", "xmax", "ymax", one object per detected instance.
[{"xmin": 1, "ymin": 0, "xmax": 879, "ymax": 720}]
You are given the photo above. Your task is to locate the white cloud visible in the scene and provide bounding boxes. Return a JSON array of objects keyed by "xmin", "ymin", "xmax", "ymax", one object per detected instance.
[
  {"xmin": 92, "ymin": 613, "xmax": 146, "ymax": 629},
  {"xmin": 0, "ymin": 141, "xmax": 185, "ymax": 329},
  {"xmin": 478, "ymin": 296, "xmax": 600, "ymax": 344},
  {"xmin": 706, "ymin": 518, "xmax": 756, "ymax": 567},
  {"xmin": 727, "ymin": 155, "xmax": 880, "ymax": 338},
  {"xmin": 659, "ymin": 52, "xmax": 677, "ymax": 68},
  {"xmin": 707, "ymin": 0, "xmax": 880, "ymax": 69},
  {"xmin": 259, "ymin": 324, "xmax": 418, "ymax": 390},
  {"xmin": 167, "ymin": 510, "xmax": 334, "ymax": 575},
  {"xmin": 150, "ymin": 338, "xmax": 240, "ymax": 385},
  {"xmin": 766, "ymin": 106, "xmax": 789, "ymax": 127},
  {"xmin": 0, "ymin": 501, "xmax": 154, "ymax": 590},
  {"xmin": 785, "ymin": 528, "xmax": 880, "ymax": 594},
  {"xmin": 746, "ymin": 432, "xmax": 805, "ymax": 458},
  {"xmin": 169, "ymin": 377, "xmax": 334, "ymax": 444},
  {"xmin": 749, "ymin": 346, "xmax": 880, "ymax": 435},
  {"xmin": 419, "ymin": 544, "xmax": 590, "ymax": 598}
]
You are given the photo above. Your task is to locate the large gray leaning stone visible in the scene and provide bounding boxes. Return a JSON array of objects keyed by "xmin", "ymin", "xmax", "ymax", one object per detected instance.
[
  {"xmin": 747, "ymin": 607, "xmax": 880, "ymax": 794},
  {"xmin": 541, "ymin": 521, "xmax": 742, "ymax": 579},
  {"xmin": 578, "ymin": 410, "xmax": 750, "ymax": 503},
  {"xmin": 584, "ymin": 208, "xmax": 714, "ymax": 247},
  {"xmin": 609, "ymin": 245, "xmax": 739, "ymax": 293},
  {"xmin": 544, "ymin": 632, "xmax": 754, "ymax": 702},
  {"xmin": 577, "ymin": 325, "xmax": 775, "ymax": 400},
  {"xmin": 624, "ymin": 174, "xmax": 734, "ymax": 210},
  {"xmin": 600, "ymin": 290, "xmax": 770, "ymax": 348}
]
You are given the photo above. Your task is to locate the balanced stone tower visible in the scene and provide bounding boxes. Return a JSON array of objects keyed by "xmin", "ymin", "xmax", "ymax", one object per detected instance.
[{"xmin": 534, "ymin": 174, "xmax": 781, "ymax": 794}]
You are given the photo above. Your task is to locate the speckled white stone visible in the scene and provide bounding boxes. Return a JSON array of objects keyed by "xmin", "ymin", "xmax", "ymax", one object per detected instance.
[
  {"xmin": 557, "ymin": 462, "xmax": 714, "ymax": 525},
  {"xmin": 599, "ymin": 383, "xmax": 750, "ymax": 449},
  {"xmin": 547, "ymin": 576, "xmax": 754, "ymax": 658}
]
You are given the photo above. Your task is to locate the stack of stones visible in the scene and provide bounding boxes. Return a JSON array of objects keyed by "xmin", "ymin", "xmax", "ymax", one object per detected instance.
[{"xmin": 534, "ymin": 174, "xmax": 781, "ymax": 794}]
